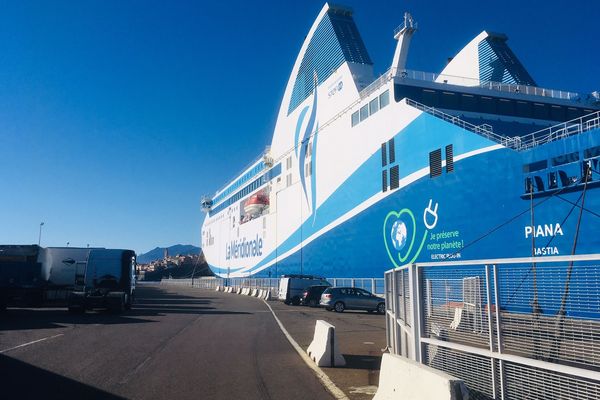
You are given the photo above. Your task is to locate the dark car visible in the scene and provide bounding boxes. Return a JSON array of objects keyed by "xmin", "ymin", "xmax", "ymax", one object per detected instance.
[
  {"xmin": 300, "ymin": 285, "xmax": 331, "ymax": 307},
  {"xmin": 320, "ymin": 287, "xmax": 385, "ymax": 314}
]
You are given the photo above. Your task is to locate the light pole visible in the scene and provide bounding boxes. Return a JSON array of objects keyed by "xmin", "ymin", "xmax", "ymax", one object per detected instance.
[
  {"xmin": 66, "ymin": 242, "xmax": 70, "ymax": 247},
  {"xmin": 38, "ymin": 222, "xmax": 44, "ymax": 246}
]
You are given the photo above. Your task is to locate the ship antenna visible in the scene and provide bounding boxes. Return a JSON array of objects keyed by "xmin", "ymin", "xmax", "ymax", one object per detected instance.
[{"xmin": 391, "ymin": 12, "xmax": 417, "ymax": 72}]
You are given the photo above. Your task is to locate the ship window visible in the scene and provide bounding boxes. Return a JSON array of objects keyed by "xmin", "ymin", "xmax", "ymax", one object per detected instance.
[
  {"xmin": 445, "ymin": 144, "xmax": 454, "ymax": 173},
  {"xmin": 388, "ymin": 138, "xmax": 395, "ymax": 163},
  {"xmin": 390, "ymin": 165, "xmax": 399, "ymax": 189},
  {"xmin": 382, "ymin": 170, "xmax": 388, "ymax": 192},
  {"xmin": 461, "ymin": 93, "xmax": 477, "ymax": 112},
  {"xmin": 480, "ymin": 96, "xmax": 495, "ymax": 114},
  {"xmin": 286, "ymin": 156, "xmax": 292, "ymax": 170},
  {"xmin": 552, "ymin": 152, "xmax": 579, "ymax": 166},
  {"xmin": 360, "ymin": 104, "xmax": 369, "ymax": 121},
  {"xmin": 516, "ymin": 101, "xmax": 532, "ymax": 117},
  {"xmin": 286, "ymin": 174, "xmax": 292, "ymax": 187},
  {"xmin": 305, "ymin": 163, "xmax": 312, "ymax": 177},
  {"xmin": 381, "ymin": 143, "xmax": 387, "ymax": 167},
  {"xmin": 429, "ymin": 149, "xmax": 442, "ymax": 178},
  {"xmin": 524, "ymin": 177, "xmax": 533, "ymax": 193},
  {"xmin": 533, "ymin": 103, "xmax": 549, "ymax": 119},
  {"xmin": 369, "ymin": 97, "xmax": 379, "ymax": 115},
  {"xmin": 380, "ymin": 90, "xmax": 390, "ymax": 108},
  {"xmin": 351, "ymin": 111, "xmax": 360, "ymax": 127},
  {"xmin": 498, "ymin": 98, "xmax": 514, "ymax": 115},
  {"xmin": 585, "ymin": 146, "xmax": 600, "ymax": 159},
  {"xmin": 548, "ymin": 172, "xmax": 558, "ymax": 189},
  {"xmin": 522, "ymin": 160, "xmax": 547, "ymax": 173},
  {"xmin": 550, "ymin": 105, "xmax": 565, "ymax": 120}
]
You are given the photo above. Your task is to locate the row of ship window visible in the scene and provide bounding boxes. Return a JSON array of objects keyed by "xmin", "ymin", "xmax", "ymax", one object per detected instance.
[
  {"xmin": 213, "ymin": 162, "xmax": 265, "ymax": 206},
  {"xmin": 351, "ymin": 90, "xmax": 390, "ymax": 127}
]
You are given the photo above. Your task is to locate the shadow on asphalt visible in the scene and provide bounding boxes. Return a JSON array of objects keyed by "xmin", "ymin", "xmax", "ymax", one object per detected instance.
[
  {"xmin": 0, "ymin": 354, "xmax": 125, "ymax": 400},
  {"xmin": 0, "ymin": 285, "xmax": 250, "ymax": 331},
  {"xmin": 342, "ymin": 354, "xmax": 382, "ymax": 370}
]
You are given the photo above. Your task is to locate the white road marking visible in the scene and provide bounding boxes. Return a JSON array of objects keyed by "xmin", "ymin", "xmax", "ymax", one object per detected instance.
[
  {"xmin": 262, "ymin": 300, "xmax": 350, "ymax": 400},
  {"xmin": 0, "ymin": 333, "xmax": 64, "ymax": 354},
  {"xmin": 363, "ymin": 341, "xmax": 375, "ymax": 345}
]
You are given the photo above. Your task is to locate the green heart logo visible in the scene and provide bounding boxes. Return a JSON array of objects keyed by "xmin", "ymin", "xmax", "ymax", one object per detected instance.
[{"xmin": 383, "ymin": 209, "xmax": 417, "ymax": 268}]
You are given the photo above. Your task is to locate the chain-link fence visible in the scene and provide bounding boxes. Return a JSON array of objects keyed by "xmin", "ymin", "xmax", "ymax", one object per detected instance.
[{"xmin": 385, "ymin": 255, "xmax": 600, "ymax": 400}]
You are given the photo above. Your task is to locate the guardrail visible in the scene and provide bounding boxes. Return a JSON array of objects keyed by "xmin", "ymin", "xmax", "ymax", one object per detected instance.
[
  {"xmin": 384, "ymin": 254, "xmax": 600, "ymax": 399},
  {"xmin": 159, "ymin": 277, "xmax": 385, "ymax": 296}
]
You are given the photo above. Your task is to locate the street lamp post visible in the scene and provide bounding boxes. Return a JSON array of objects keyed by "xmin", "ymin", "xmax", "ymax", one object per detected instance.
[{"xmin": 38, "ymin": 222, "xmax": 45, "ymax": 246}]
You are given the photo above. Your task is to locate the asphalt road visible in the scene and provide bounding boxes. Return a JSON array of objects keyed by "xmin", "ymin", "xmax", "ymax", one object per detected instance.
[{"xmin": 0, "ymin": 284, "xmax": 334, "ymax": 400}]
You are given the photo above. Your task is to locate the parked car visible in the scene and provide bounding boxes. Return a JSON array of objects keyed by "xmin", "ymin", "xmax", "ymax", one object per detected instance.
[
  {"xmin": 301, "ymin": 285, "xmax": 331, "ymax": 307},
  {"xmin": 278, "ymin": 275, "xmax": 330, "ymax": 305},
  {"xmin": 320, "ymin": 287, "xmax": 385, "ymax": 314}
]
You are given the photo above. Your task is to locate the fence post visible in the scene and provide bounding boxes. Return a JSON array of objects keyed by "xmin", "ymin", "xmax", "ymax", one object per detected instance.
[
  {"xmin": 351, "ymin": 278, "xmax": 355, "ymax": 288},
  {"xmin": 493, "ymin": 264, "xmax": 505, "ymax": 399},
  {"xmin": 371, "ymin": 278, "xmax": 376, "ymax": 294},
  {"xmin": 391, "ymin": 270, "xmax": 400, "ymax": 355},
  {"xmin": 485, "ymin": 265, "xmax": 497, "ymax": 399},
  {"xmin": 409, "ymin": 263, "xmax": 422, "ymax": 363}
]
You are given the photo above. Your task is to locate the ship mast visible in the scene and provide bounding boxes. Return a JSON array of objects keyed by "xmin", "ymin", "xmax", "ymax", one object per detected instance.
[{"xmin": 391, "ymin": 12, "xmax": 417, "ymax": 72}]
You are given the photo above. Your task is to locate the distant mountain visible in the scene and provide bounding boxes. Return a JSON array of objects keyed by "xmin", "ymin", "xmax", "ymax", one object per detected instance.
[{"xmin": 137, "ymin": 244, "xmax": 201, "ymax": 264}]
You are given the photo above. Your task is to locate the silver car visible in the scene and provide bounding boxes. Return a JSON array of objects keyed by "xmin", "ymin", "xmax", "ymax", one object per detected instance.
[{"xmin": 320, "ymin": 287, "xmax": 385, "ymax": 314}]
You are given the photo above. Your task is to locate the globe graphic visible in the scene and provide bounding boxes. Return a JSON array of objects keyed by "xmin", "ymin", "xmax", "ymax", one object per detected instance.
[{"xmin": 391, "ymin": 220, "xmax": 408, "ymax": 251}]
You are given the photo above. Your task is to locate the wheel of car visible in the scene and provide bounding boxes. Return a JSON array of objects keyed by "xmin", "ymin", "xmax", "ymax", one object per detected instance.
[
  {"xmin": 124, "ymin": 293, "xmax": 132, "ymax": 310},
  {"xmin": 292, "ymin": 296, "xmax": 300, "ymax": 306},
  {"xmin": 377, "ymin": 303, "xmax": 385, "ymax": 314},
  {"xmin": 308, "ymin": 299, "xmax": 318, "ymax": 307},
  {"xmin": 334, "ymin": 302, "xmax": 345, "ymax": 313}
]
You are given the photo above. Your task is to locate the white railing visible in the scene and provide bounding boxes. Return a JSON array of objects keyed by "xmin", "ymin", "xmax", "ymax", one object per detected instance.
[
  {"xmin": 159, "ymin": 276, "xmax": 385, "ymax": 295},
  {"xmin": 385, "ymin": 254, "xmax": 600, "ymax": 399},
  {"xmin": 392, "ymin": 68, "xmax": 580, "ymax": 101},
  {"xmin": 516, "ymin": 111, "xmax": 600, "ymax": 150},
  {"xmin": 404, "ymin": 98, "xmax": 509, "ymax": 143},
  {"xmin": 405, "ymin": 99, "xmax": 600, "ymax": 151}
]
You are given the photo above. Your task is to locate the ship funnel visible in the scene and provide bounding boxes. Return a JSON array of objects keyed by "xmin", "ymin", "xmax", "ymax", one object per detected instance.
[{"xmin": 391, "ymin": 12, "xmax": 417, "ymax": 72}]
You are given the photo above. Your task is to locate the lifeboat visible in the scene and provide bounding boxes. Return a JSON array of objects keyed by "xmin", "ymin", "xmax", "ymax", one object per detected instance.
[{"xmin": 244, "ymin": 193, "xmax": 269, "ymax": 217}]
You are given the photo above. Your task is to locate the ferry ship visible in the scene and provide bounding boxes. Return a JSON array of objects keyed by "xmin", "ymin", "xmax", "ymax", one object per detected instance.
[{"xmin": 201, "ymin": 3, "xmax": 600, "ymax": 279}]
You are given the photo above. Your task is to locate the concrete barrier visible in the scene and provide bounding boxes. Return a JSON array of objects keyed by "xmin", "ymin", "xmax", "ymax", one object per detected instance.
[
  {"xmin": 257, "ymin": 289, "xmax": 264, "ymax": 298},
  {"xmin": 236, "ymin": 287, "xmax": 241, "ymax": 294},
  {"xmin": 306, "ymin": 320, "xmax": 345, "ymax": 367},
  {"xmin": 264, "ymin": 290, "xmax": 271, "ymax": 301},
  {"xmin": 215, "ymin": 286, "xmax": 221, "ymax": 292},
  {"xmin": 250, "ymin": 289, "xmax": 257, "ymax": 296},
  {"xmin": 372, "ymin": 353, "xmax": 469, "ymax": 400}
]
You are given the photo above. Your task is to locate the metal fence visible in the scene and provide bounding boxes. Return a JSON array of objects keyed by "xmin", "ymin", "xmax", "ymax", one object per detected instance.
[
  {"xmin": 384, "ymin": 255, "xmax": 600, "ymax": 400},
  {"xmin": 158, "ymin": 276, "xmax": 384, "ymax": 296}
]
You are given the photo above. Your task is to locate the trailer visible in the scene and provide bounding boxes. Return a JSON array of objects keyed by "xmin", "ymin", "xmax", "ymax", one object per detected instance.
[{"xmin": 0, "ymin": 245, "xmax": 136, "ymax": 313}]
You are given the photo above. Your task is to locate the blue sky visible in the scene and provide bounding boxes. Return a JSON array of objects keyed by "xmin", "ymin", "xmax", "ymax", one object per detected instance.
[{"xmin": 1, "ymin": 0, "xmax": 598, "ymax": 254}]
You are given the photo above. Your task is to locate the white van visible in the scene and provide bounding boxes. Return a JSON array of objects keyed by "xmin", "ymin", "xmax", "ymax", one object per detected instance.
[{"xmin": 278, "ymin": 274, "xmax": 330, "ymax": 305}]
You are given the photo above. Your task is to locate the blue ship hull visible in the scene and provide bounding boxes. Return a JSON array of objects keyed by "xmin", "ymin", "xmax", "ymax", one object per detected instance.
[{"xmin": 241, "ymin": 113, "xmax": 600, "ymax": 278}]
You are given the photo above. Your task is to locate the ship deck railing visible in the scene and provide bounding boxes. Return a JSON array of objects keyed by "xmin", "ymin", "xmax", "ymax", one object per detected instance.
[
  {"xmin": 405, "ymin": 97, "xmax": 600, "ymax": 151},
  {"xmin": 517, "ymin": 110, "xmax": 600, "ymax": 150},
  {"xmin": 377, "ymin": 67, "xmax": 581, "ymax": 101}
]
